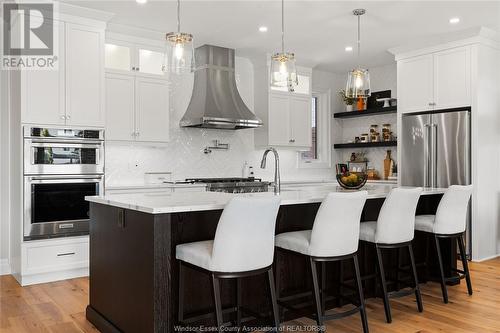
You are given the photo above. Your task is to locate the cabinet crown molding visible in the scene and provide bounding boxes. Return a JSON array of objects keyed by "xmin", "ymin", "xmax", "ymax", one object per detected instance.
[{"xmin": 389, "ymin": 26, "xmax": 500, "ymax": 61}]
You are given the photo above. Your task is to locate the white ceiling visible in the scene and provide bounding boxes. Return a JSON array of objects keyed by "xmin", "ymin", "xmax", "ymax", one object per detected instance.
[{"xmin": 62, "ymin": 1, "xmax": 500, "ymax": 72}]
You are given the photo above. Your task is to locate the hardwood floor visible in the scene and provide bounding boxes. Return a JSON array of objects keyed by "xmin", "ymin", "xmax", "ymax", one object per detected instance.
[{"xmin": 1, "ymin": 258, "xmax": 500, "ymax": 333}]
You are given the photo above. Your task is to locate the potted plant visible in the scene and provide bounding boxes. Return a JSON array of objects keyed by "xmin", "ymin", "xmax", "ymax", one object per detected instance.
[{"xmin": 338, "ymin": 89, "xmax": 356, "ymax": 111}]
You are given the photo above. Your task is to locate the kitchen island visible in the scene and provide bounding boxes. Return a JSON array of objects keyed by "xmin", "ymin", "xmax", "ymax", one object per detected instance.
[{"xmin": 85, "ymin": 185, "xmax": 453, "ymax": 333}]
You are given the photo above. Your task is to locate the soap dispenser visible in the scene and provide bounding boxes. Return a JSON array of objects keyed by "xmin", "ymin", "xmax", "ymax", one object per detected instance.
[{"xmin": 242, "ymin": 161, "xmax": 250, "ymax": 178}]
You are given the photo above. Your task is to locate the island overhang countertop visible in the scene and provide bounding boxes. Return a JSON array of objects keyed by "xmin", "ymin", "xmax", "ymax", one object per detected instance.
[{"xmin": 85, "ymin": 185, "xmax": 446, "ymax": 214}]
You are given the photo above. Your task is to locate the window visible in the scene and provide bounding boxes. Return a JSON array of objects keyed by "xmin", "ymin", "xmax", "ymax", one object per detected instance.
[
  {"xmin": 300, "ymin": 97, "xmax": 318, "ymax": 160},
  {"xmin": 299, "ymin": 91, "xmax": 331, "ymax": 168}
]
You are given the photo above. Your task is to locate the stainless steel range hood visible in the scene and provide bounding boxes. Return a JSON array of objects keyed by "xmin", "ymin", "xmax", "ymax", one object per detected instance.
[{"xmin": 180, "ymin": 45, "xmax": 263, "ymax": 130}]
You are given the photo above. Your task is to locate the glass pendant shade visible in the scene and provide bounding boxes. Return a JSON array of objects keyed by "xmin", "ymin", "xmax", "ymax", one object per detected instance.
[
  {"xmin": 270, "ymin": 52, "xmax": 298, "ymax": 89},
  {"xmin": 345, "ymin": 67, "xmax": 371, "ymax": 98},
  {"xmin": 162, "ymin": 32, "xmax": 195, "ymax": 74}
]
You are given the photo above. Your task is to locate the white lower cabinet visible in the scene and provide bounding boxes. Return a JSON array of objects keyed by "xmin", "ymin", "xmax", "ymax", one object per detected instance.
[
  {"xmin": 106, "ymin": 73, "xmax": 169, "ymax": 142},
  {"xmin": 20, "ymin": 236, "xmax": 89, "ymax": 286}
]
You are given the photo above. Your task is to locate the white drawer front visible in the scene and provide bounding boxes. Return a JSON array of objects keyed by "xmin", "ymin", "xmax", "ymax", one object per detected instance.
[{"xmin": 24, "ymin": 240, "xmax": 89, "ymax": 274}]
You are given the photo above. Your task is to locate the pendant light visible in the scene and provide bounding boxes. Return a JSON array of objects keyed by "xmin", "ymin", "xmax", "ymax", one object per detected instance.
[
  {"xmin": 270, "ymin": 0, "xmax": 298, "ymax": 91},
  {"xmin": 162, "ymin": 0, "xmax": 195, "ymax": 74},
  {"xmin": 345, "ymin": 9, "xmax": 371, "ymax": 98}
]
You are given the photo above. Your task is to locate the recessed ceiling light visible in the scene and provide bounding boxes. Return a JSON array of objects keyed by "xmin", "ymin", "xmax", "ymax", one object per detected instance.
[
  {"xmin": 345, "ymin": 46, "xmax": 353, "ymax": 52},
  {"xmin": 259, "ymin": 26, "xmax": 268, "ymax": 32},
  {"xmin": 136, "ymin": 0, "xmax": 147, "ymax": 4},
  {"xmin": 449, "ymin": 17, "xmax": 460, "ymax": 24}
]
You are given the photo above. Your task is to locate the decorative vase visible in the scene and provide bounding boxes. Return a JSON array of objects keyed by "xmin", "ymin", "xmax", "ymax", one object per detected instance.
[
  {"xmin": 357, "ymin": 98, "xmax": 366, "ymax": 111},
  {"xmin": 346, "ymin": 104, "xmax": 354, "ymax": 112}
]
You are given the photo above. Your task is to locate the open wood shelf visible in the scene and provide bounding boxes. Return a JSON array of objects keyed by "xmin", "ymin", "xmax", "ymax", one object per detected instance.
[
  {"xmin": 333, "ymin": 141, "xmax": 397, "ymax": 149},
  {"xmin": 334, "ymin": 106, "xmax": 397, "ymax": 119}
]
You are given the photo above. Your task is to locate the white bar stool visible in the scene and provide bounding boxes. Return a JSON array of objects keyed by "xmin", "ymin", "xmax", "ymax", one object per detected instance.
[
  {"xmin": 415, "ymin": 185, "xmax": 473, "ymax": 303},
  {"xmin": 275, "ymin": 191, "xmax": 369, "ymax": 332},
  {"xmin": 176, "ymin": 196, "xmax": 281, "ymax": 332},
  {"xmin": 359, "ymin": 187, "xmax": 423, "ymax": 323}
]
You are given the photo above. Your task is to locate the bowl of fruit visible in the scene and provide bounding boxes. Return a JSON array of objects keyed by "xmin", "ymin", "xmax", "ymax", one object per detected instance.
[{"xmin": 336, "ymin": 172, "xmax": 367, "ymax": 190}]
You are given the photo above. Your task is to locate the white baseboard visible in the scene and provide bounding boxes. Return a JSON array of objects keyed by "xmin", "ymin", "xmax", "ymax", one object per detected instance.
[
  {"xmin": 17, "ymin": 267, "xmax": 89, "ymax": 286},
  {"xmin": 473, "ymin": 253, "xmax": 500, "ymax": 262},
  {"xmin": 0, "ymin": 259, "xmax": 11, "ymax": 275}
]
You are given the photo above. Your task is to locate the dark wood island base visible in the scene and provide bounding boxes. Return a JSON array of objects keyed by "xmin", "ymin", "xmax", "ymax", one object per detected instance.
[{"xmin": 86, "ymin": 193, "xmax": 457, "ymax": 333}]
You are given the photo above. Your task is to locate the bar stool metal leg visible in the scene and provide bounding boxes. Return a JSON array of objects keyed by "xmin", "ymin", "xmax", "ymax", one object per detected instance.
[
  {"xmin": 434, "ymin": 235, "xmax": 449, "ymax": 304},
  {"xmin": 267, "ymin": 268, "xmax": 280, "ymax": 331},
  {"xmin": 375, "ymin": 246, "xmax": 392, "ymax": 323},
  {"xmin": 408, "ymin": 244, "xmax": 423, "ymax": 312},
  {"xmin": 178, "ymin": 262, "xmax": 185, "ymax": 323},
  {"xmin": 458, "ymin": 235, "xmax": 473, "ymax": 295},
  {"xmin": 353, "ymin": 254, "xmax": 369, "ymax": 333},
  {"xmin": 236, "ymin": 278, "xmax": 242, "ymax": 328},
  {"xmin": 211, "ymin": 274, "xmax": 224, "ymax": 332},
  {"xmin": 321, "ymin": 262, "xmax": 326, "ymax": 316},
  {"xmin": 310, "ymin": 258, "xmax": 324, "ymax": 327}
]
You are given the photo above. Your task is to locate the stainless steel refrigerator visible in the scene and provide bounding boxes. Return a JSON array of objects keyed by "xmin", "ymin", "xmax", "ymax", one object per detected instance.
[{"xmin": 401, "ymin": 107, "xmax": 471, "ymax": 255}]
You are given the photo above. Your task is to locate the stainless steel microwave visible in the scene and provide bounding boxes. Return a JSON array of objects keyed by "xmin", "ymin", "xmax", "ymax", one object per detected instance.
[{"xmin": 23, "ymin": 126, "xmax": 104, "ymax": 175}]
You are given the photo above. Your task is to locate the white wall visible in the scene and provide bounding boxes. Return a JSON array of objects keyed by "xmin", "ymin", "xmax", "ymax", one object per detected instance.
[
  {"xmin": 0, "ymin": 68, "xmax": 11, "ymax": 274},
  {"xmin": 105, "ymin": 58, "xmax": 340, "ymax": 186}
]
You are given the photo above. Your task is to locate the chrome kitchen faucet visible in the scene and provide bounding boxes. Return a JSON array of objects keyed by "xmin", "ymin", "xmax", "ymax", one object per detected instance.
[{"xmin": 261, "ymin": 148, "xmax": 281, "ymax": 195}]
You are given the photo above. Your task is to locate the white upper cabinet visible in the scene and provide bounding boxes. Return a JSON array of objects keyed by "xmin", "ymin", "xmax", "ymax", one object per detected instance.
[
  {"xmin": 105, "ymin": 38, "xmax": 166, "ymax": 78},
  {"xmin": 105, "ymin": 74, "xmax": 136, "ymax": 141},
  {"xmin": 254, "ymin": 65, "xmax": 313, "ymax": 149},
  {"xmin": 433, "ymin": 47, "xmax": 471, "ymax": 110},
  {"xmin": 105, "ymin": 74, "xmax": 169, "ymax": 143},
  {"xmin": 65, "ymin": 23, "xmax": 105, "ymax": 127},
  {"xmin": 135, "ymin": 77, "xmax": 170, "ymax": 142},
  {"xmin": 268, "ymin": 94, "xmax": 290, "ymax": 145},
  {"xmin": 398, "ymin": 46, "xmax": 471, "ymax": 114},
  {"xmin": 398, "ymin": 55, "xmax": 434, "ymax": 113},
  {"xmin": 137, "ymin": 47, "xmax": 165, "ymax": 76},
  {"xmin": 289, "ymin": 95, "xmax": 312, "ymax": 147},
  {"xmin": 21, "ymin": 19, "xmax": 105, "ymax": 128},
  {"xmin": 22, "ymin": 20, "xmax": 65, "ymax": 125},
  {"xmin": 105, "ymin": 43, "xmax": 133, "ymax": 72}
]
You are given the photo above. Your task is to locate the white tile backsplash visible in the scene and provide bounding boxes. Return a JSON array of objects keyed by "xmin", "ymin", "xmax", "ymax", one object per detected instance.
[
  {"xmin": 105, "ymin": 57, "xmax": 337, "ymax": 186},
  {"xmin": 105, "ymin": 58, "xmax": 398, "ymax": 186}
]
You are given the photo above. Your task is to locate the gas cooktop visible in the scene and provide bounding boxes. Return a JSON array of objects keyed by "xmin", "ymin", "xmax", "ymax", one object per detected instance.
[{"xmin": 183, "ymin": 177, "xmax": 271, "ymax": 193}]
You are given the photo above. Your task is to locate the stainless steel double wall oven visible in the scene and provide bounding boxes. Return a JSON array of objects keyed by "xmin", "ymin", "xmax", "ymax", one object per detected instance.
[{"xmin": 23, "ymin": 127, "xmax": 104, "ymax": 240}]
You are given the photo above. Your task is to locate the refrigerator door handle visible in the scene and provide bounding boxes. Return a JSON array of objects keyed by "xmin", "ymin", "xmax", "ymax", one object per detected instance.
[
  {"xmin": 424, "ymin": 124, "xmax": 431, "ymax": 188},
  {"xmin": 465, "ymin": 112, "xmax": 471, "ymax": 184},
  {"xmin": 431, "ymin": 123, "xmax": 438, "ymax": 188}
]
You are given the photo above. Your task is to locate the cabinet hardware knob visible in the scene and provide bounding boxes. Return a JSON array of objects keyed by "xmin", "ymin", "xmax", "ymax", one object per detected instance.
[
  {"xmin": 289, "ymin": 139, "xmax": 295, "ymax": 143},
  {"xmin": 132, "ymin": 67, "xmax": 136, "ymax": 71}
]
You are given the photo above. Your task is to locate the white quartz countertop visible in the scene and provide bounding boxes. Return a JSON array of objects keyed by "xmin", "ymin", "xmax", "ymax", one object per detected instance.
[
  {"xmin": 86, "ymin": 184, "xmax": 445, "ymax": 215},
  {"xmin": 105, "ymin": 183, "xmax": 207, "ymax": 191},
  {"xmin": 104, "ymin": 179, "xmax": 396, "ymax": 191}
]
